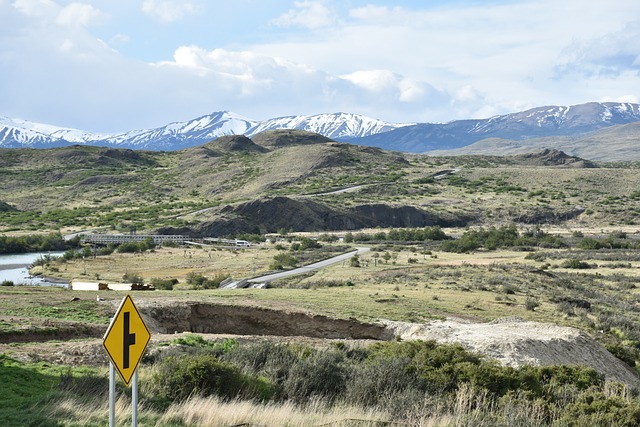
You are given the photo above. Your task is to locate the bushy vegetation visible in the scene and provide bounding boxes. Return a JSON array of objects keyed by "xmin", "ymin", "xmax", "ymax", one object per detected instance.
[
  {"xmin": 185, "ymin": 272, "xmax": 228, "ymax": 289},
  {"xmin": 141, "ymin": 338, "xmax": 640, "ymax": 426},
  {"xmin": 0, "ymin": 232, "xmax": 79, "ymax": 254},
  {"xmin": 344, "ymin": 226, "xmax": 449, "ymax": 243},
  {"xmin": 441, "ymin": 225, "xmax": 565, "ymax": 253},
  {"xmin": 150, "ymin": 277, "xmax": 178, "ymax": 290},
  {"xmin": 148, "ymin": 354, "xmax": 273, "ymax": 405}
]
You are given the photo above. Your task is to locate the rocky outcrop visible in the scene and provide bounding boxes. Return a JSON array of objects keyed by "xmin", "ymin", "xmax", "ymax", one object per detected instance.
[
  {"xmin": 196, "ymin": 196, "xmax": 476, "ymax": 235},
  {"xmin": 0, "ymin": 200, "xmax": 17, "ymax": 212},
  {"xmin": 512, "ymin": 149, "xmax": 597, "ymax": 168},
  {"xmin": 208, "ymin": 135, "xmax": 267, "ymax": 153},
  {"xmin": 251, "ymin": 130, "xmax": 334, "ymax": 148}
]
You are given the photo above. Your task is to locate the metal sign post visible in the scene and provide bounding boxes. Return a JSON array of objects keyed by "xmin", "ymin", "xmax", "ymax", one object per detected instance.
[
  {"xmin": 109, "ymin": 362, "xmax": 116, "ymax": 427},
  {"xmin": 103, "ymin": 295, "xmax": 151, "ymax": 427}
]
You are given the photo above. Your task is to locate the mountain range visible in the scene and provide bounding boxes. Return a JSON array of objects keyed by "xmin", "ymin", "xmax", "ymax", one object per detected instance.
[{"xmin": 1, "ymin": 102, "xmax": 639, "ymax": 159}]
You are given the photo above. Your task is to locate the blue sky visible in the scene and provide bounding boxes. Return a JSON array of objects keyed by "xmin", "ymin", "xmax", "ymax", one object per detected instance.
[{"xmin": 1, "ymin": 0, "xmax": 639, "ymax": 133}]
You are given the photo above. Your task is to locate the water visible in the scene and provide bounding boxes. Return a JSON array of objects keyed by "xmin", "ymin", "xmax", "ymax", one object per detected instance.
[{"xmin": 0, "ymin": 252, "xmax": 67, "ymax": 287}]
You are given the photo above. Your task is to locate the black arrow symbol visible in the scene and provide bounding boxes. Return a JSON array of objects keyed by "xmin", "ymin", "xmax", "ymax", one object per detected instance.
[{"xmin": 123, "ymin": 311, "xmax": 136, "ymax": 369}]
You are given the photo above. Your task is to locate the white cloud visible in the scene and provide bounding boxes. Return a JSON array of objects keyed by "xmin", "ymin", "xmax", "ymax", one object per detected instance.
[
  {"xmin": 142, "ymin": 0, "xmax": 198, "ymax": 23},
  {"xmin": 557, "ymin": 20, "xmax": 640, "ymax": 77},
  {"xmin": 3, "ymin": 0, "xmax": 640, "ymax": 131},
  {"xmin": 272, "ymin": 1, "xmax": 336, "ymax": 29},
  {"xmin": 56, "ymin": 3, "xmax": 107, "ymax": 27},
  {"xmin": 601, "ymin": 95, "xmax": 639, "ymax": 104},
  {"xmin": 12, "ymin": 0, "xmax": 58, "ymax": 17},
  {"xmin": 341, "ymin": 70, "xmax": 432, "ymax": 103}
]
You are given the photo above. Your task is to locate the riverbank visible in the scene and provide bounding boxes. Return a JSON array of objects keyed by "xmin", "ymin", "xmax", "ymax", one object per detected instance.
[{"xmin": 0, "ymin": 252, "xmax": 67, "ymax": 287}]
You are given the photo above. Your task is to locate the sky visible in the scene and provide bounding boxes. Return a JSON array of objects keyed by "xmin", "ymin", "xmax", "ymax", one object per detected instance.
[{"xmin": 1, "ymin": 0, "xmax": 639, "ymax": 133}]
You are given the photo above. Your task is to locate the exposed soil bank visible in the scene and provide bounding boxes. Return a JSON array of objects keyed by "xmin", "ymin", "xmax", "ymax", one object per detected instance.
[
  {"xmin": 142, "ymin": 302, "xmax": 386, "ymax": 340},
  {"xmin": 0, "ymin": 317, "xmax": 104, "ymax": 344},
  {"xmin": 142, "ymin": 303, "xmax": 640, "ymax": 388}
]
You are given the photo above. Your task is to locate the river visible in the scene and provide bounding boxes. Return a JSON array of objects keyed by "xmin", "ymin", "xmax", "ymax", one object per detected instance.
[{"xmin": 0, "ymin": 252, "xmax": 68, "ymax": 287}]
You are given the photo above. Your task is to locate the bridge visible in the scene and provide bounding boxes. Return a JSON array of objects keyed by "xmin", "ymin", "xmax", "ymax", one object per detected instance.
[{"xmin": 80, "ymin": 234, "xmax": 186, "ymax": 245}]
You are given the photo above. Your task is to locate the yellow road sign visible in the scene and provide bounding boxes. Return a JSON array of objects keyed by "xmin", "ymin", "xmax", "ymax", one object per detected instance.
[{"xmin": 103, "ymin": 295, "xmax": 151, "ymax": 386}]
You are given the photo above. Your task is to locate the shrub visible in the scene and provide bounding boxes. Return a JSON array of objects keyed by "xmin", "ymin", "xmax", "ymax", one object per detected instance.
[
  {"xmin": 270, "ymin": 253, "xmax": 298, "ymax": 270},
  {"xmin": 223, "ymin": 342, "xmax": 300, "ymax": 392},
  {"xmin": 148, "ymin": 354, "xmax": 273, "ymax": 404},
  {"xmin": 299, "ymin": 237, "xmax": 321, "ymax": 250},
  {"xmin": 525, "ymin": 296, "xmax": 540, "ymax": 311},
  {"xmin": 282, "ymin": 350, "xmax": 348, "ymax": 403},
  {"xmin": 350, "ymin": 254, "xmax": 361, "ymax": 267},
  {"xmin": 605, "ymin": 343, "xmax": 638, "ymax": 368},
  {"xmin": 559, "ymin": 390, "xmax": 640, "ymax": 427},
  {"xmin": 561, "ymin": 258, "xmax": 594, "ymax": 269},
  {"xmin": 1, "ymin": 280, "xmax": 14, "ymax": 286},
  {"xmin": 577, "ymin": 237, "xmax": 603, "ymax": 250},
  {"xmin": 345, "ymin": 354, "xmax": 418, "ymax": 408},
  {"xmin": 150, "ymin": 277, "xmax": 178, "ymax": 290},
  {"xmin": 186, "ymin": 272, "xmax": 228, "ymax": 289}
]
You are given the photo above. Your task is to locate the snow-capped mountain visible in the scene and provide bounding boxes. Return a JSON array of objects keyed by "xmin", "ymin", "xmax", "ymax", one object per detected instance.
[
  {"xmin": 356, "ymin": 102, "xmax": 640, "ymax": 153},
  {"xmin": 0, "ymin": 117, "xmax": 104, "ymax": 147},
  {"xmin": 0, "ymin": 111, "xmax": 404, "ymax": 150},
  {"xmin": 246, "ymin": 112, "xmax": 411, "ymax": 140},
  {"xmin": 1, "ymin": 102, "xmax": 639, "ymax": 152},
  {"xmin": 99, "ymin": 111, "xmax": 257, "ymax": 149}
]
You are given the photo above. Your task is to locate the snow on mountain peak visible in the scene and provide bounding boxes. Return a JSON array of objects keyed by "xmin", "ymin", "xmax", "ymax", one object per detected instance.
[
  {"xmin": 246, "ymin": 112, "xmax": 411, "ymax": 139},
  {"xmin": 2, "ymin": 102, "xmax": 640, "ymax": 151}
]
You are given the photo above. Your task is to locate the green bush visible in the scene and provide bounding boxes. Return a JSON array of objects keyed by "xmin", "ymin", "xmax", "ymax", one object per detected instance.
[
  {"xmin": 148, "ymin": 354, "xmax": 273, "ymax": 404},
  {"xmin": 185, "ymin": 272, "xmax": 228, "ymax": 289},
  {"xmin": 559, "ymin": 390, "xmax": 640, "ymax": 427},
  {"xmin": 525, "ymin": 296, "xmax": 540, "ymax": 311},
  {"xmin": 561, "ymin": 258, "xmax": 595, "ymax": 269},
  {"xmin": 605, "ymin": 343, "xmax": 638, "ymax": 368},
  {"xmin": 270, "ymin": 253, "xmax": 297, "ymax": 270},
  {"xmin": 345, "ymin": 354, "xmax": 418, "ymax": 408},
  {"xmin": 150, "ymin": 277, "xmax": 178, "ymax": 290},
  {"xmin": 282, "ymin": 350, "xmax": 348, "ymax": 403},
  {"xmin": 0, "ymin": 232, "xmax": 75, "ymax": 254},
  {"xmin": 222, "ymin": 342, "xmax": 300, "ymax": 391},
  {"xmin": 299, "ymin": 237, "xmax": 322, "ymax": 250},
  {"xmin": 349, "ymin": 254, "xmax": 361, "ymax": 267}
]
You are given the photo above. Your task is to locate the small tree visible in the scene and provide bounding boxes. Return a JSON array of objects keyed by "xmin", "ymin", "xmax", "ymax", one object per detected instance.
[{"xmin": 350, "ymin": 255, "xmax": 361, "ymax": 268}]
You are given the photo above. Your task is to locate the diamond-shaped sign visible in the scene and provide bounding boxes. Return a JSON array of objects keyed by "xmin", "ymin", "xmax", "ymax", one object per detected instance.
[{"xmin": 103, "ymin": 295, "xmax": 151, "ymax": 386}]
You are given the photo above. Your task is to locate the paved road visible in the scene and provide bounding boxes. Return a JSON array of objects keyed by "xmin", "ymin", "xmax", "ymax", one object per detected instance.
[
  {"xmin": 302, "ymin": 184, "xmax": 371, "ymax": 197},
  {"xmin": 247, "ymin": 247, "xmax": 370, "ymax": 284}
]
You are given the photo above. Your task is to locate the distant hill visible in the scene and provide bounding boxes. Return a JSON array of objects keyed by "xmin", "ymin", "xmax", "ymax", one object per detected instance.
[
  {"xmin": 356, "ymin": 102, "xmax": 640, "ymax": 156},
  {"xmin": 427, "ymin": 122, "xmax": 640, "ymax": 162}
]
